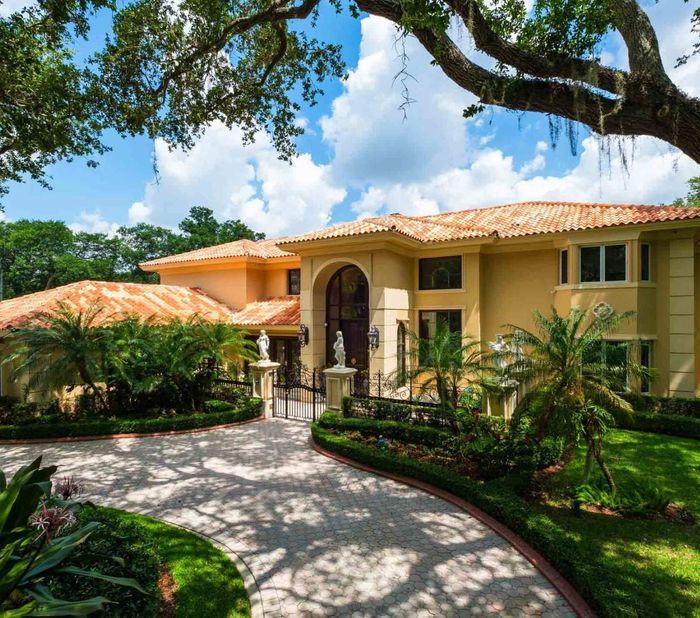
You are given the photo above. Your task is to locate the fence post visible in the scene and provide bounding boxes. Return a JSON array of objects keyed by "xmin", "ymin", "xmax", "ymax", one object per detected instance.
[{"xmin": 250, "ymin": 361, "xmax": 280, "ymax": 419}]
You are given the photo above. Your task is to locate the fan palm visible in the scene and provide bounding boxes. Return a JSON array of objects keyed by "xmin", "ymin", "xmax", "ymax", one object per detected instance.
[
  {"xmin": 504, "ymin": 307, "xmax": 646, "ymax": 493},
  {"xmin": 5, "ymin": 303, "xmax": 111, "ymax": 410}
]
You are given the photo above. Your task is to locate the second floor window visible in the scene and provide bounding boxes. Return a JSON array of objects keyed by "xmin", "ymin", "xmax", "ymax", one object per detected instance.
[
  {"xmin": 288, "ymin": 269, "xmax": 301, "ymax": 295},
  {"xmin": 419, "ymin": 256, "xmax": 462, "ymax": 290},
  {"xmin": 580, "ymin": 244, "xmax": 627, "ymax": 283},
  {"xmin": 641, "ymin": 243, "xmax": 651, "ymax": 281},
  {"xmin": 559, "ymin": 249, "xmax": 569, "ymax": 284}
]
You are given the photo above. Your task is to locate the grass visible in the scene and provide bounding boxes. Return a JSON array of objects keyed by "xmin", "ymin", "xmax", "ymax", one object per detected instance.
[
  {"xmin": 542, "ymin": 429, "xmax": 700, "ymax": 618},
  {"xmin": 51, "ymin": 506, "xmax": 251, "ymax": 617}
]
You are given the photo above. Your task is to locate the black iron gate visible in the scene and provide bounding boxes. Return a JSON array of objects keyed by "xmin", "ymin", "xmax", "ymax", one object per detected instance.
[{"xmin": 273, "ymin": 365, "xmax": 326, "ymax": 421}]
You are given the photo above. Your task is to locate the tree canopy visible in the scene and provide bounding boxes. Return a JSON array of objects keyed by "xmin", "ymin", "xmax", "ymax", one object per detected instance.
[
  {"xmin": 1, "ymin": 0, "xmax": 699, "ymax": 198},
  {"xmin": 0, "ymin": 206, "xmax": 263, "ymax": 298}
]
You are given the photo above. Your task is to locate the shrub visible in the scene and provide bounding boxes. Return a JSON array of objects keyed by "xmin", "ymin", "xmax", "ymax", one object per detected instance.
[
  {"xmin": 575, "ymin": 480, "xmax": 671, "ymax": 517},
  {"xmin": 611, "ymin": 408, "xmax": 700, "ymax": 440},
  {"xmin": 0, "ymin": 398, "xmax": 262, "ymax": 440},
  {"xmin": 623, "ymin": 392, "xmax": 700, "ymax": 419},
  {"xmin": 205, "ymin": 398, "xmax": 238, "ymax": 412},
  {"xmin": 342, "ymin": 396, "xmax": 452, "ymax": 428}
]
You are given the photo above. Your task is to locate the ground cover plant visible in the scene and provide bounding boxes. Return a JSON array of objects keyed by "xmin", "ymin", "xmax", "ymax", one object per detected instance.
[{"xmin": 50, "ymin": 507, "xmax": 251, "ymax": 617}]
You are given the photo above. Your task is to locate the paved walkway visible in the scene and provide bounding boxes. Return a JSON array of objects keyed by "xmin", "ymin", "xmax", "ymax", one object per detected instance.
[{"xmin": 0, "ymin": 419, "xmax": 574, "ymax": 617}]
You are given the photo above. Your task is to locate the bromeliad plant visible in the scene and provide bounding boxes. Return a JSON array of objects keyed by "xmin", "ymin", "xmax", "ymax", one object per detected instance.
[
  {"xmin": 0, "ymin": 457, "xmax": 145, "ymax": 615},
  {"xmin": 505, "ymin": 307, "xmax": 649, "ymax": 493}
]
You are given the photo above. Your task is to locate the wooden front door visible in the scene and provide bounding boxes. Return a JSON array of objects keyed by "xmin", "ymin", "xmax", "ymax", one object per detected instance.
[{"xmin": 326, "ymin": 265, "xmax": 369, "ymax": 372}]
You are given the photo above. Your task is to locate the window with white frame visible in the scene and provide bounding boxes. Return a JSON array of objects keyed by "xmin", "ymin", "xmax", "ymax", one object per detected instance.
[
  {"xmin": 579, "ymin": 244, "xmax": 627, "ymax": 283},
  {"xmin": 640, "ymin": 341, "xmax": 653, "ymax": 393}
]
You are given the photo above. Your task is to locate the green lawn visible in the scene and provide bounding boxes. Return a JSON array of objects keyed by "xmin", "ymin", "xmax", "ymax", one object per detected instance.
[
  {"xmin": 51, "ymin": 507, "xmax": 251, "ymax": 617},
  {"xmin": 544, "ymin": 429, "xmax": 700, "ymax": 617}
]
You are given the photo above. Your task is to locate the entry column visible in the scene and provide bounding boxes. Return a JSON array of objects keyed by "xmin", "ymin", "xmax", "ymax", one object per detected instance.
[{"xmin": 668, "ymin": 238, "xmax": 695, "ymax": 397}]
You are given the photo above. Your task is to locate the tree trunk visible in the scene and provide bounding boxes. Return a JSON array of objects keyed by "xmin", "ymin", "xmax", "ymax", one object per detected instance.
[
  {"xmin": 594, "ymin": 447, "xmax": 616, "ymax": 494},
  {"xmin": 582, "ymin": 442, "xmax": 594, "ymax": 484}
]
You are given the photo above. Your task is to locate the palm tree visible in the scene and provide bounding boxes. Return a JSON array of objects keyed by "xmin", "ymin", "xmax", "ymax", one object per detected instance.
[
  {"xmin": 5, "ymin": 302, "xmax": 111, "ymax": 410},
  {"xmin": 402, "ymin": 323, "xmax": 486, "ymax": 420},
  {"xmin": 504, "ymin": 307, "xmax": 646, "ymax": 493}
]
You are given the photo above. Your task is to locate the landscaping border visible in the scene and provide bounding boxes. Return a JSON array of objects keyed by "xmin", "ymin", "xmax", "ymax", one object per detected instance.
[
  {"xmin": 0, "ymin": 400, "xmax": 263, "ymax": 444},
  {"xmin": 310, "ymin": 426, "xmax": 595, "ymax": 618}
]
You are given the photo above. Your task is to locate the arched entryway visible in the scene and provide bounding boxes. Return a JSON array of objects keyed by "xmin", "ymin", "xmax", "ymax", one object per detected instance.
[{"xmin": 326, "ymin": 265, "xmax": 369, "ymax": 372}]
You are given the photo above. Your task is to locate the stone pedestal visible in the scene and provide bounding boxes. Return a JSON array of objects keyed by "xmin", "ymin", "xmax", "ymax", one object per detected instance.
[
  {"xmin": 485, "ymin": 381, "xmax": 519, "ymax": 421},
  {"xmin": 250, "ymin": 361, "xmax": 280, "ymax": 418},
  {"xmin": 323, "ymin": 366, "xmax": 357, "ymax": 412}
]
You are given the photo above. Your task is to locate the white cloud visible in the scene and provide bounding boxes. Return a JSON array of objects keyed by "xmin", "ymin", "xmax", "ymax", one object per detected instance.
[
  {"xmin": 69, "ymin": 210, "xmax": 120, "ymax": 236},
  {"xmin": 0, "ymin": 0, "xmax": 34, "ymax": 16},
  {"xmin": 131, "ymin": 122, "xmax": 345, "ymax": 236},
  {"xmin": 350, "ymin": 136, "xmax": 698, "ymax": 217},
  {"xmin": 320, "ymin": 18, "xmax": 476, "ymax": 188},
  {"xmin": 128, "ymin": 201, "xmax": 152, "ymax": 225}
]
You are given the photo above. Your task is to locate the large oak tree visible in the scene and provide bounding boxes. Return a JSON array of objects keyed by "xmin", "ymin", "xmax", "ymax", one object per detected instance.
[{"xmin": 1, "ymin": 0, "xmax": 699, "ymax": 197}]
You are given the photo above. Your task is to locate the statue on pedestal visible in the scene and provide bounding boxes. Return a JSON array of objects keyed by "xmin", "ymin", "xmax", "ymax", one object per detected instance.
[
  {"xmin": 489, "ymin": 334, "xmax": 508, "ymax": 370},
  {"xmin": 333, "ymin": 331, "xmax": 346, "ymax": 368},
  {"xmin": 257, "ymin": 330, "xmax": 270, "ymax": 363}
]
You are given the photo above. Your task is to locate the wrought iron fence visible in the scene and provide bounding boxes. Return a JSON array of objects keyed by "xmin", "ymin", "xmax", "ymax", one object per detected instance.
[
  {"xmin": 273, "ymin": 364, "xmax": 326, "ymax": 421},
  {"xmin": 352, "ymin": 369, "xmax": 440, "ymax": 405},
  {"xmin": 210, "ymin": 378, "xmax": 253, "ymax": 401}
]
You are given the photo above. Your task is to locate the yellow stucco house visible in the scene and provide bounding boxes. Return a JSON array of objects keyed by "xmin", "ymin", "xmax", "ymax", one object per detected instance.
[{"xmin": 139, "ymin": 200, "xmax": 700, "ymax": 399}]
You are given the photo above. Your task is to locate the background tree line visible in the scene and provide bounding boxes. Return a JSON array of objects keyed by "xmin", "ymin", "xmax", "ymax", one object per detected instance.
[{"xmin": 0, "ymin": 206, "xmax": 263, "ymax": 299}]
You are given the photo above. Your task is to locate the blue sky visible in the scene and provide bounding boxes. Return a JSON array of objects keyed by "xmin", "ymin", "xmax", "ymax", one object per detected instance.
[{"xmin": 1, "ymin": 1, "xmax": 699, "ymax": 237}]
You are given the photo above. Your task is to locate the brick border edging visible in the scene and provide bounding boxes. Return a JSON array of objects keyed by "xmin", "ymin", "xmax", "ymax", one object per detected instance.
[
  {"xmin": 0, "ymin": 415, "xmax": 265, "ymax": 445},
  {"xmin": 310, "ymin": 436, "xmax": 596, "ymax": 618}
]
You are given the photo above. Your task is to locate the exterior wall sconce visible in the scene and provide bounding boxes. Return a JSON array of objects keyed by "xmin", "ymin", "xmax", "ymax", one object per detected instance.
[
  {"xmin": 297, "ymin": 324, "xmax": 309, "ymax": 347},
  {"xmin": 368, "ymin": 325, "xmax": 380, "ymax": 351}
]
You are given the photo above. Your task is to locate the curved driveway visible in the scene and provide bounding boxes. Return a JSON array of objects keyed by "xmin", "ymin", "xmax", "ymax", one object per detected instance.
[{"xmin": 0, "ymin": 419, "xmax": 573, "ymax": 617}]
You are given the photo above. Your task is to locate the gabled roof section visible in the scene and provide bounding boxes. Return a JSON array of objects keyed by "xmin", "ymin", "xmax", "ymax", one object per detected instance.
[
  {"xmin": 140, "ymin": 237, "xmax": 295, "ymax": 269},
  {"xmin": 0, "ymin": 280, "xmax": 234, "ymax": 331},
  {"xmin": 231, "ymin": 296, "xmax": 300, "ymax": 327}
]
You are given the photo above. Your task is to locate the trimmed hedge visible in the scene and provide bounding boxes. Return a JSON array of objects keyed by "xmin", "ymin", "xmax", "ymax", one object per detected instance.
[
  {"xmin": 613, "ymin": 408, "xmax": 700, "ymax": 440},
  {"xmin": 318, "ymin": 411, "xmax": 451, "ymax": 447},
  {"xmin": 0, "ymin": 398, "xmax": 263, "ymax": 440},
  {"xmin": 311, "ymin": 421, "xmax": 597, "ymax": 610},
  {"xmin": 623, "ymin": 392, "xmax": 700, "ymax": 419}
]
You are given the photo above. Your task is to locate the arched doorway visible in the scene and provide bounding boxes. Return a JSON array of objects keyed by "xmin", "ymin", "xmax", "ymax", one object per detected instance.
[{"xmin": 326, "ymin": 265, "xmax": 369, "ymax": 372}]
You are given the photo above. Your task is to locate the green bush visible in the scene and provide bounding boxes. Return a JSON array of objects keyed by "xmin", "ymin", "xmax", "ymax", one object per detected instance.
[
  {"xmin": 341, "ymin": 396, "xmax": 452, "ymax": 428},
  {"xmin": 612, "ymin": 408, "xmax": 700, "ymax": 439},
  {"xmin": 0, "ymin": 398, "xmax": 262, "ymax": 440},
  {"xmin": 575, "ymin": 480, "xmax": 671, "ymax": 517},
  {"xmin": 623, "ymin": 392, "xmax": 700, "ymax": 419},
  {"xmin": 205, "ymin": 398, "xmax": 238, "ymax": 412}
]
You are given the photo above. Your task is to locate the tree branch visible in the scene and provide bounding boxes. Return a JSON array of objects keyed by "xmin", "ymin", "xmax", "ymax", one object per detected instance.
[
  {"xmin": 259, "ymin": 23, "xmax": 288, "ymax": 86},
  {"xmin": 448, "ymin": 0, "xmax": 626, "ymax": 94},
  {"xmin": 608, "ymin": 0, "xmax": 670, "ymax": 83},
  {"xmin": 154, "ymin": 0, "xmax": 320, "ymax": 99}
]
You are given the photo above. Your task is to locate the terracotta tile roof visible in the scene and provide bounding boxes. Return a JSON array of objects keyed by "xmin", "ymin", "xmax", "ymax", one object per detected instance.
[
  {"xmin": 140, "ymin": 202, "xmax": 700, "ymax": 270},
  {"xmin": 231, "ymin": 296, "xmax": 300, "ymax": 327},
  {"xmin": 0, "ymin": 280, "xmax": 234, "ymax": 331},
  {"xmin": 279, "ymin": 201, "xmax": 700, "ymax": 245},
  {"xmin": 140, "ymin": 238, "xmax": 295, "ymax": 268}
]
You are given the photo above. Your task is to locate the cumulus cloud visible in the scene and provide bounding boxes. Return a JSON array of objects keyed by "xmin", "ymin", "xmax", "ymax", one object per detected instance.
[
  {"xmin": 350, "ymin": 136, "xmax": 699, "ymax": 217},
  {"xmin": 130, "ymin": 122, "xmax": 345, "ymax": 236},
  {"xmin": 69, "ymin": 211, "xmax": 120, "ymax": 236},
  {"xmin": 320, "ymin": 18, "xmax": 476, "ymax": 188}
]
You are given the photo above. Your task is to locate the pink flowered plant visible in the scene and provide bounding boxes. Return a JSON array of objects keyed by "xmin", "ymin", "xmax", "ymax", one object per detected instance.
[{"xmin": 29, "ymin": 504, "xmax": 76, "ymax": 541}]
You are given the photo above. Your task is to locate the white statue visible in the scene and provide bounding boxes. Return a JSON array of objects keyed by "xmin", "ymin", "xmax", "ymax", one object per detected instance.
[
  {"xmin": 489, "ymin": 334, "xmax": 508, "ymax": 370},
  {"xmin": 511, "ymin": 329, "xmax": 525, "ymax": 364},
  {"xmin": 333, "ymin": 331, "xmax": 346, "ymax": 368},
  {"xmin": 257, "ymin": 330, "xmax": 270, "ymax": 362}
]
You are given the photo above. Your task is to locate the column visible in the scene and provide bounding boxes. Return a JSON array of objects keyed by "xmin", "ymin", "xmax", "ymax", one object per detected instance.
[
  {"xmin": 250, "ymin": 361, "xmax": 280, "ymax": 418},
  {"xmin": 668, "ymin": 238, "xmax": 695, "ymax": 397},
  {"xmin": 323, "ymin": 366, "xmax": 357, "ymax": 412}
]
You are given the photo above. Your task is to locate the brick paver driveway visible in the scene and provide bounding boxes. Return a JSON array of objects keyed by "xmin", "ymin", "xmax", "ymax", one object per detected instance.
[{"xmin": 0, "ymin": 419, "xmax": 574, "ymax": 617}]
